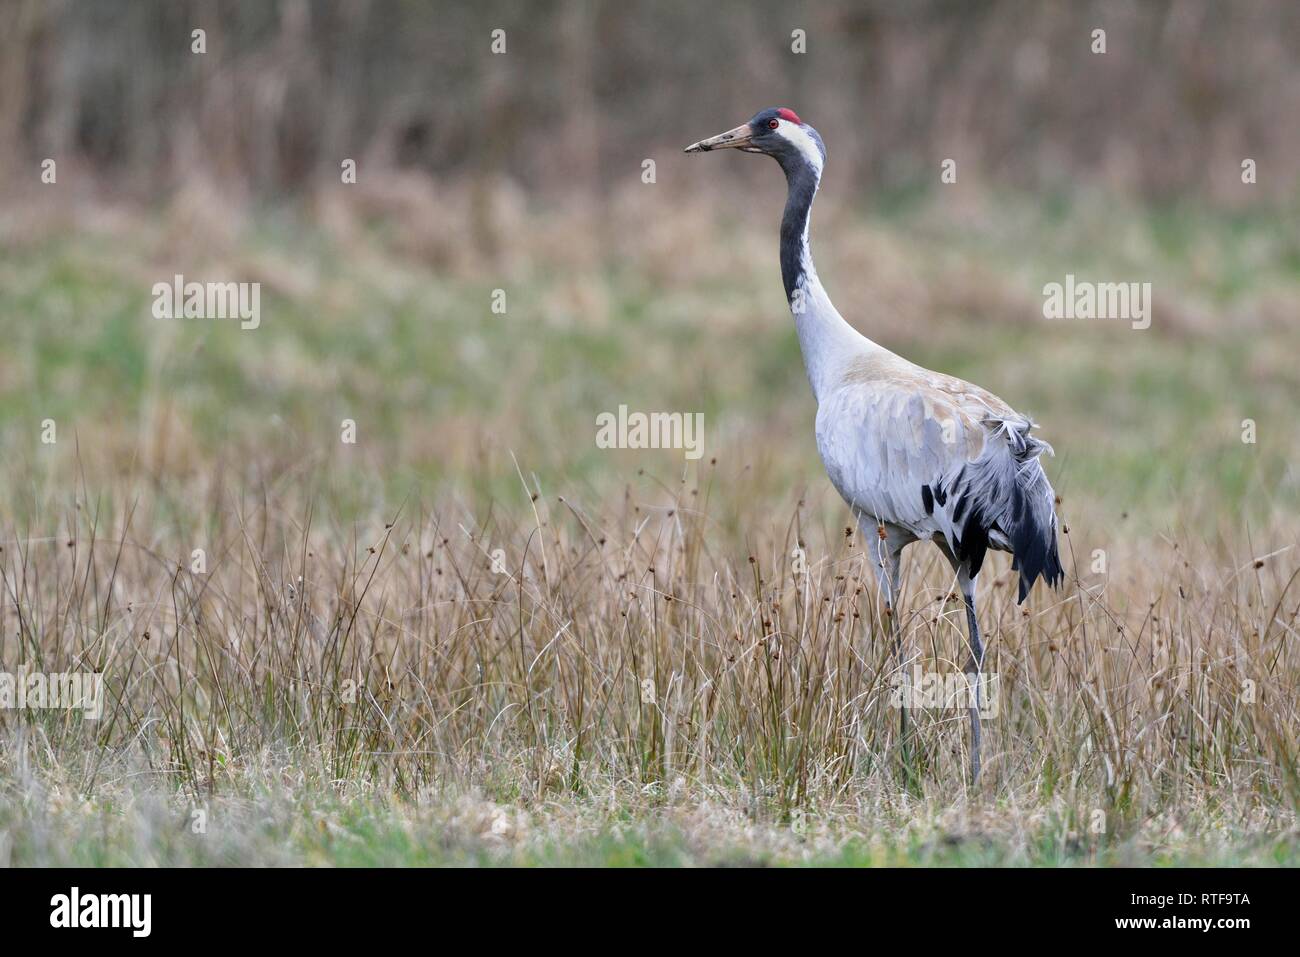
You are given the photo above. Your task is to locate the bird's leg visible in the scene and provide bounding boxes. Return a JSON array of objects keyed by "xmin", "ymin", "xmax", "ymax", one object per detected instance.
[
  {"xmin": 960, "ymin": 578, "xmax": 984, "ymax": 784},
  {"xmin": 868, "ymin": 521, "xmax": 913, "ymax": 786},
  {"xmin": 889, "ymin": 558, "xmax": 909, "ymax": 766}
]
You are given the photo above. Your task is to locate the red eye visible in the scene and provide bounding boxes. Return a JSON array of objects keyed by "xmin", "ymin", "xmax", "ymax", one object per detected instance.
[{"xmin": 767, "ymin": 119, "xmax": 779, "ymax": 129}]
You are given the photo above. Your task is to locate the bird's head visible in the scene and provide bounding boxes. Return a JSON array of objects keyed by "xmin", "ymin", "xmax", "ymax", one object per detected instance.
[{"xmin": 683, "ymin": 107, "xmax": 824, "ymax": 176}]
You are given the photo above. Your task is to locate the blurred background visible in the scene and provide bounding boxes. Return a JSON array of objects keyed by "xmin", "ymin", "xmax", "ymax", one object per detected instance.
[
  {"xmin": 0, "ymin": 0, "xmax": 1297, "ymax": 539},
  {"xmin": 5, "ymin": 0, "xmax": 1298, "ymax": 201}
]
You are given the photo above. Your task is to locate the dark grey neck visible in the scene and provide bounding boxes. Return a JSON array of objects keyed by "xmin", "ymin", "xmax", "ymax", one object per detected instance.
[{"xmin": 778, "ymin": 159, "xmax": 820, "ymax": 302}]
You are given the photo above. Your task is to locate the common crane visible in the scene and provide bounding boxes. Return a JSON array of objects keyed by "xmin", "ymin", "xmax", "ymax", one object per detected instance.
[{"xmin": 685, "ymin": 108, "xmax": 1064, "ymax": 782}]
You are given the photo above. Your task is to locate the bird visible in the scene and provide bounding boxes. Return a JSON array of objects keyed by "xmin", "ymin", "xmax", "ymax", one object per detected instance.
[{"xmin": 685, "ymin": 108, "xmax": 1063, "ymax": 782}]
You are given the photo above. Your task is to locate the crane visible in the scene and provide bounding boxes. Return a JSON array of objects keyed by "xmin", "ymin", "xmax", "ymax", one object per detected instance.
[{"xmin": 685, "ymin": 108, "xmax": 1063, "ymax": 782}]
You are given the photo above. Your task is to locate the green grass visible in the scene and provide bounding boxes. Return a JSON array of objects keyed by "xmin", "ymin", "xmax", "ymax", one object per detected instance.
[
  {"xmin": 5, "ymin": 778, "xmax": 1295, "ymax": 866},
  {"xmin": 2, "ymin": 191, "xmax": 1296, "ymax": 522}
]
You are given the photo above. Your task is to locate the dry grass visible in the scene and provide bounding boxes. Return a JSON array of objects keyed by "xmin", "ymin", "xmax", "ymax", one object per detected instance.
[{"xmin": 1, "ymin": 462, "xmax": 1297, "ymax": 864}]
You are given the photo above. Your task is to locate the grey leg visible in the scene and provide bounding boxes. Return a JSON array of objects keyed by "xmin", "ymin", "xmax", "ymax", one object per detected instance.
[
  {"xmin": 865, "ymin": 520, "xmax": 915, "ymax": 785},
  {"xmin": 937, "ymin": 543, "xmax": 986, "ymax": 785},
  {"xmin": 961, "ymin": 582, "xmax": 984, "ymax": 784}
]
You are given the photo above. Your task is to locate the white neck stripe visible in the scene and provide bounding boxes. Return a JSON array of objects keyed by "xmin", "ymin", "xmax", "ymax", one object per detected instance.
[{"xmin": 776, "ymin": 120, "xmax": 823, "ymax": 177}]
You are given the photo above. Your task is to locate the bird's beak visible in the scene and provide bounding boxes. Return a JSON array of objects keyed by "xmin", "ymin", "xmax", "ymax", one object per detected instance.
[{"xmin": 683, "ymin": 123, "xmax": 758, "ymax": 154}]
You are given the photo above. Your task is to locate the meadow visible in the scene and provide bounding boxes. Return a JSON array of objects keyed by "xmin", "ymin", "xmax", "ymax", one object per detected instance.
[{"xmin": 0, "ymin": 178, "xmax": 1298, "ymax": 866}]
